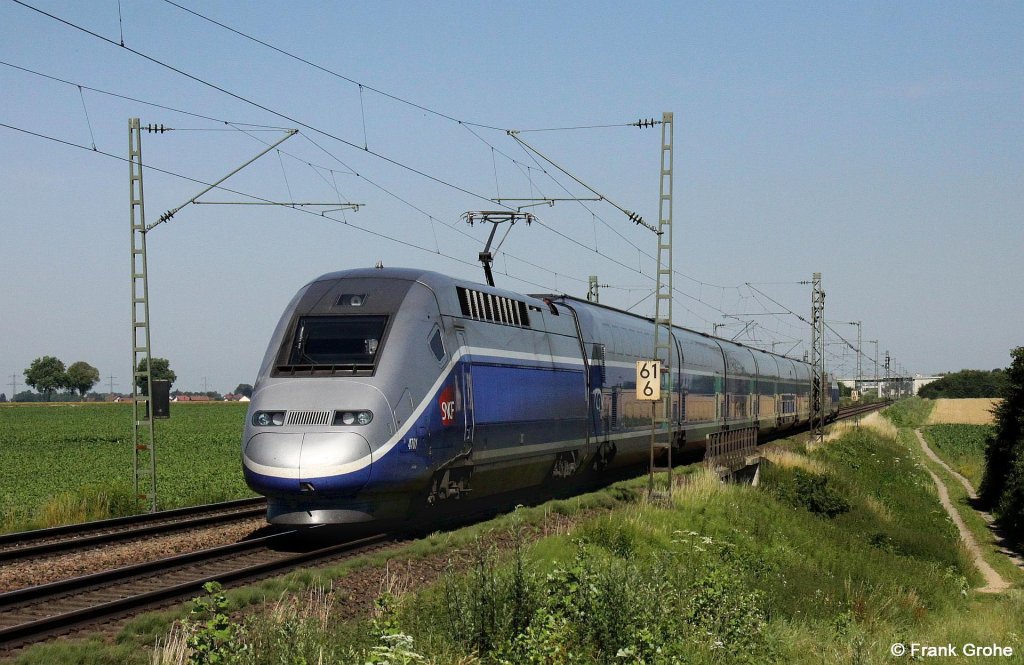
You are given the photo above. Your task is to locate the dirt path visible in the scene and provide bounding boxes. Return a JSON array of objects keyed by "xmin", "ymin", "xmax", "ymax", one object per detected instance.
[{"xmin": 914, "ymin": 429, "xmax": 1010, "ymax": 593}]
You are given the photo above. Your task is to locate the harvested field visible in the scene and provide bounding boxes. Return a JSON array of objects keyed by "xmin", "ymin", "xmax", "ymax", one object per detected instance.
[{"xmin": 926, "ymin": 398, "xmax": 1000, "ymax": 425}]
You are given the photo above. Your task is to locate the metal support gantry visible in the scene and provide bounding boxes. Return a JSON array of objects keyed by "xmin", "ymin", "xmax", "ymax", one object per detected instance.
[
  {"xmin": 649, "ymin": 111, "xmax": 675, "ymax": 495},
  {"xmin": 129, "ymin": 118, "xmax": 157, "ymax": 513},
  {"xmin": 809, "ymin": 272, "xmax": 826, "ymax": 444}
]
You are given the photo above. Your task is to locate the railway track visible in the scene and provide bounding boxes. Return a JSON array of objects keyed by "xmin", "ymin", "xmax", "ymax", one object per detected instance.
[
  {"xmin": 0, "ymin": 527, "xmax": 395, "ymax": 653},
  {"xmin": 836, "ymin": 400, "xmax": 890, "ymax": 421},
  {"xmin": 0, "ymin": 497, "xmax": 267, "ymax": 565}
]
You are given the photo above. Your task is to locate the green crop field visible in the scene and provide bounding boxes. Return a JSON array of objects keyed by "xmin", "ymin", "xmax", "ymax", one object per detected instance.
[
  {"xmin": 921, "ymin": 423, "xmax": 993, "ymax": 489},
  {"xmin": 0, "ymin": 402, "xmax": 255, "ymax": 533}
]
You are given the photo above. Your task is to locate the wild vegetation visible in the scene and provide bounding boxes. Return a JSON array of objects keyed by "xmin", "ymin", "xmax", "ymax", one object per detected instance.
[{"xmin": 0, "ymin": 402, "xmax": 253, "ymax": 533}]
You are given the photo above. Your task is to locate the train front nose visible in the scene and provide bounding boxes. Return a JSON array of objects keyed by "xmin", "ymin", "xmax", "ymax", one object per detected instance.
[{"xmin": 244, "ymin": 431, "xmax": 373, "ymax": 495}]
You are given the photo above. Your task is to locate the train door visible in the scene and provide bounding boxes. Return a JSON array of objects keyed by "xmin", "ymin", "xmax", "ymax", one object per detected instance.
[
  {"xmin": 590, "ymin": 343, "xmax": 606, "ymax": 439},
  {"xmin": 455, "ymin": 329, "xmax": 475, "ymax": 450},
  {"xmin": 558, "ymin": 302, "xmax": 594, "ymax": 465},
  {"xmin": 673, "ymin": 333, "xmax": 685, "ymax": 426}
]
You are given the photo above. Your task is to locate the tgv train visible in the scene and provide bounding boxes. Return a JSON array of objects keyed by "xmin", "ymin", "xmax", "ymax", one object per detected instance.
[{"xmin": 243, "ymin": 267, "xmax": 839, "ymax": 525}]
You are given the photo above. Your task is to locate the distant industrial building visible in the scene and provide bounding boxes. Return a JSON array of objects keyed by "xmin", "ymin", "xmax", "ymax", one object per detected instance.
[{"xmin": 839, "ymin": 375, "xmax": 941, "ymax": 398}]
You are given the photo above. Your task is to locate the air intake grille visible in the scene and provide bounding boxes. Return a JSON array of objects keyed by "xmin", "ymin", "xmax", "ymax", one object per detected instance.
[
  {"xmin": 457, "ymin": 287, "xmax": 530, "ymax": 328},
  {"xmin": 286, "ymin": 410, "xmax": 332, "ymax": 426}
]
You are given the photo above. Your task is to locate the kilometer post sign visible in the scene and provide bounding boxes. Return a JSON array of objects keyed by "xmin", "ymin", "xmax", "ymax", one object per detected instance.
[{"xmin": 636, "ymin": 360, "xmax": 661, "ymax": 401}]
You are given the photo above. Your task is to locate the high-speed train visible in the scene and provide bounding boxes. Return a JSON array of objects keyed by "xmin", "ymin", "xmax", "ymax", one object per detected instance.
[{"xmin": 242, "ymin": 267, "xmax": 839, "ymax": 525}]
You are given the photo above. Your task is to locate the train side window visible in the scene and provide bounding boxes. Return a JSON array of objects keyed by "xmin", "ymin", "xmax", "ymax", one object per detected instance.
[{"xmin": 429, "ymin": 327, "xmax": 446, "ymax": 363}]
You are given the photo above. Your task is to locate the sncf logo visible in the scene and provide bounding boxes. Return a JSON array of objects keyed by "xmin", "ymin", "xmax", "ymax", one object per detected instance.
[{"xmin": 439, "ymin": 385, "xmax": 456, "ymax": 427}]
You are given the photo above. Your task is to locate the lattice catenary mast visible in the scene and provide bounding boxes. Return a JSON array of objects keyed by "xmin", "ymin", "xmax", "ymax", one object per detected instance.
[
  {"xmin": 809, "ymin": 272, "xmax": 826, "ymax": 444},
  {"xmin": 127, "ymin": 119, "xmax": 312, "ymax": 512},
  {"xmin": 649, "ymin": 111, "xmax": 675, "ymax": 494},
  {"xmin": 129, "ymin": 118, "xmax": 157, "ymax": 512}
]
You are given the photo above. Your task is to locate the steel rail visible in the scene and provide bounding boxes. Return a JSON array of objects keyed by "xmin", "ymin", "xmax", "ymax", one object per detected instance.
[
  {"xmin": 0, "ymin": 497, "xmax": 265, "ymax": 546},
  {"xmin": 0, "ymin": 530, "xmax": 392, "ymax": 650},
  {"xmin": 836, "ymin": 400, "xmax": 890, "ymax": 420},
  {"xmin": 0, "ymin": 497, "xmax": 267, "ymax": 562}
]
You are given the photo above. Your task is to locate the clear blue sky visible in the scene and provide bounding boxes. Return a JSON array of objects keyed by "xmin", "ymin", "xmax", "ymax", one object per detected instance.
[{"xmin": 1, "ymin": 0, "xmax": 1021, "ymax": 394}]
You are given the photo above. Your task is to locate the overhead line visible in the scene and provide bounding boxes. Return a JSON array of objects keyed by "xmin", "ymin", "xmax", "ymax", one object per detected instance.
[
  {"xmin": 746, "ymin": 283, "xmax": 812, "ymax": 326},
  {"xmin": 508, "ymin": 131, "xmax": 654, "ymax": 232},
  {"xmin": 0, "ymin": 59, "xmax": 289, "ymax": 130},
  {"xmin": 504, "ymin": 135, "xmax": 736, "ymax": 312},
  {"xmin": 10, "ymin": 0, "xmax": 507, "ymax": 210},
  {"xmin": 744, "ymin": 282, "xmax": 872, "ymax": 369},
  {"xmin": 159, "ymin": 0, "xmax": 509, "ymax": 132},
  {"xmin": 0, "ymin": 119, "xmax": 575, "ymax": 296},
  {"xmin": 515, "ymin": 122, "xmax": 640, "ymax": 133},
  {"xmin": 145, "ymin": 4, "xmax": 661, "ymax": 247}
]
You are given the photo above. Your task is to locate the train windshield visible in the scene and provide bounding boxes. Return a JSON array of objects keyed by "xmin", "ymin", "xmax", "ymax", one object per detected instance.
[{"xmin": 287, "ymin": 316, "xmax": 388, "ymax": 368}]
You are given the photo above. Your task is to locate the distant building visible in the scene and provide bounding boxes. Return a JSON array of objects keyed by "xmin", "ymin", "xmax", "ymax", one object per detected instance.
[
  {"xmin": 839, "ymin": 375, "xmax": 941, "ymax": 397},
  {"xmin": 173, "ymin": 394, "xmax": 213, "ymax": 402}
]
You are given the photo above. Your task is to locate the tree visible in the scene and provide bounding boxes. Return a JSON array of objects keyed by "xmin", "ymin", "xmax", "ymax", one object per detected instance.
[
  {"xmin": 233, "ymin": 383, "xmax": 253, "ymax": 398},
  {"xmin": 979, "ymin": 347, "xmax": 1024, "ymax": 546},
  {"xmin": 66, "ymin": 361, "xmax": 100, "ymax": 398},
  {"xmin": 919, "ymin": 369, "xmax": 1008, "ymax": 399},
  {"xmin": 0, "ymin": 393, "xmax": 6, "ymax": 403},
  {"xmin": 135, "ymin": 357, "xmax": 176, "ymax": 394},
  {"xmin": 24, "ymin": 356, "xmax": 67, "ymax": 401}
]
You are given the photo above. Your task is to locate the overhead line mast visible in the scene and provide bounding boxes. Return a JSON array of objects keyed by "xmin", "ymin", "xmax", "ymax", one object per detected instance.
[
  {"xmin": 127, "ymin": 118, "xmax": 312, "ymax": 512},
  {"xmin": 129, "ymin": 118, "xmax": 157, "ymax": 513},
  {"xmin": 649, "ymin": 111, "xmax": 674, "ymax": 495},
  {"xmin": 809, "ymin": 272, "xmax": 826, "ymax": 445}
]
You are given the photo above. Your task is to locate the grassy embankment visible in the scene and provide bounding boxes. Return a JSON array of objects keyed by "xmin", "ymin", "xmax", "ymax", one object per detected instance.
[
  {"xmin": 13, "ymin": 398, "xmax": 1024, "ymax": 664},
  {"xmin": 0, "ymin": 402, "xmax": 254, "ymax": 533}
]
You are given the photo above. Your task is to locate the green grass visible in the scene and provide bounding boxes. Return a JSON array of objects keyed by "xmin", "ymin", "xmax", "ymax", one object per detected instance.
[
  {"xmin": 921, "ymin": 424, "xmax": 993, "ymax": 489},
  {"xmin": 0, "ymin": 402, "xmax": 254, "ymax": 533}
]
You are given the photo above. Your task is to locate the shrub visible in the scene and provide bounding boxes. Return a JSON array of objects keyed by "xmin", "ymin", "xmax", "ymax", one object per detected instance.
[
  {"xmin": 773, "ymin": 468, "xmax": 851, "ymax": 519},
  {"xmin": 182, "ymin": 582, "xmax": 245, "ymax": 665}
]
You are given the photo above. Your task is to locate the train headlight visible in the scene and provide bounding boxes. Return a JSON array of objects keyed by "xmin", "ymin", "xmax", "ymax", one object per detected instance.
[
  {"xmin": 333, "ymin": 410, "xmax": 373, "ymax": 426},
  {"xmin": 253, "ymin": 411, "xmax": 285, "ymax": 427}
]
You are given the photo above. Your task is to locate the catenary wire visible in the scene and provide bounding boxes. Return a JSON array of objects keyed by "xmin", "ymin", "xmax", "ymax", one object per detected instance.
[
  {"xmin": 0, "ymin": 120, "xmax": 560, "ymax": 292},
  {"xmin": 158, "ymin": 0, "xmax": 509, "ymax": 132},
  {"xmin": 10, "ymin": 0, "xmax": 511, "ymax": 210}
]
